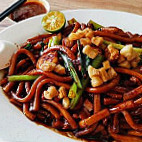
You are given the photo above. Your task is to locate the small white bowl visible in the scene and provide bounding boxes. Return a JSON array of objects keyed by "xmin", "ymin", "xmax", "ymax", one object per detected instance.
[{"xmin": 8, "ymin": 0, "xmax": 50, "ymax": 24}]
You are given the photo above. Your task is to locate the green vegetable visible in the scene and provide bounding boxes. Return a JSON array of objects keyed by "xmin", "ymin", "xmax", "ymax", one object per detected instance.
[
  {"xmin": 77, "ymin": 40, "xmax": 91, "ymax": 76},
  {"xmin": 77, "ymin": 40, "xmax": 85, "ymax": 76},
  {"xmin": 103, "ymin": 40, "xmax": 142, "ymax": 54},
  {"xmin": 87, "ymin": 20, "xmax": 142, "ymax": 54},
  {"xmin": 24, "ymin": 43, "xmax": 32, "ymax": 50},
  {"xmin": 70, "ymin": 77, "xmax": 89, "ymax": 109},
  {"xmin": 48, "ymin": 38, "xmax": 53, "ymax": 48},
  {"xmin": 48, "ymin": 34, "xmax": 62, "ymax": 48},
  {"xmin": 88, "ymin": 20, "xmax": 142, "ymax": 53},
  {"xmin": 88, "ymin": 20, "xmax": 103, "ymax": 30},
  {"xmin": 59, "ymin": 52, "xmax": 82, "ymax": 89},
  {"xmin": 92, "ymin": 54, "xmax": 104, "ymax": 67},
  {"xmin": 68, "ymin": 82, "xmax": 77, "ymax": 98},
  {"xmin": 41, "ymin": 42, "xmax": 45, "ymax": 52},
  {"xmin": 70, "ymin": 54, "xmax": 104, "ymax": 109},
  {"xmin": 85, "ymin": 56, "xmax": 91, "ymax": 71},
  {"xmin": 68, "ymin": 18, "xmax": 77, "ymax": 25},
  {"xmin": 8, "ymin": 75, "xmax": 39, "ymax": 82}
]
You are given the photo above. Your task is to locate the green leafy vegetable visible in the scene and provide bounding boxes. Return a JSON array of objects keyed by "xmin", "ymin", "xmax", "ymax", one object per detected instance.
[
  {"xmin": 68, "ymin": 82, "xmax": 77, "ymax": 98},
  {"xmin": 103, "ymin": 40, "xmax": 142, "ymax": 54},
  {"xmin": 70, "ymin": 54, "xmax": 104, "ymax": 109},
  {"xmin": 8, "ymin": 75, "xmax": 39, "ymax": 82},
  {"xmin": 88, "ymin": 20, "xmax": 142, "ymax": 54},
  {"xmin": 24, "ymin": 43, "xmax": 32, "ymax": 50},
  {"xmin": 70, "ymin": 77, "xmax": 89, "ymax": 109},
  {"xmin": 48, "ymin": 34, "xmax": 62, "ymax": 48},
  {"xmin": 68, "ymin": 18, "xmax": 77, "ymax": 25},
  {"xmin": 77, "ymin": 40, "xmax": 85, "ymax": 76},
  {"xmin": 59, "ymin": 52, "xmax": 82, "ymax": 89},
  {"xmin": 85, "ymin": 56, "xmax": 91, "ymax": 70},
  {"xmin": 77, "ymin": 40, "xmax": 91, "ymax": 76},
  {"xmin": 48, "ymin": 38, "xmax": 53, "ymax": 48},
  {"xmin": 88, "ymin": 20, "xmax": 103, "ymax": 30},
  {"xmin": 92, "ymin": 54, "xmax": 104, "ymax": 67},
  {"xmin": 41, "ymin": 42, "xmax": 45, "ymax": 52}
]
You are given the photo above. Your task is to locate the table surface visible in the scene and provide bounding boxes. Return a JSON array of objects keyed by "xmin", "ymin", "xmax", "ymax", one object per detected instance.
[{"xmin": 0, "ymin": 0, "xmax": 142, "ymax": 31}]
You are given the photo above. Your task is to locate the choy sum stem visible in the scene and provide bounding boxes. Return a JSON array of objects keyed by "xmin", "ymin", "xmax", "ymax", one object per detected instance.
[
  {"xmin": 70, "ymin": 55, "xmax": 104, "ymax": 109},
  {"xmin": 103, "ymin": 40, "xmax": 142, "ymax": 54},
  {"xmin": 8, "ymin": 75, "xmax": 39, "ymax": 82}
]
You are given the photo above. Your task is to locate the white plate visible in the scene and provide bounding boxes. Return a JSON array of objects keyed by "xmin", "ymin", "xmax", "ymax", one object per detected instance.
[{"xmin": 0, "ymin": 9, "xmax": 142, "ymax": 142}]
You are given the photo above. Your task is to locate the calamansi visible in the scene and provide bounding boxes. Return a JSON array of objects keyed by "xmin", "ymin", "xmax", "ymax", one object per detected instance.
[{"xmin": 42, "ymin": 11, "xmax": 66, "ymax": 33}]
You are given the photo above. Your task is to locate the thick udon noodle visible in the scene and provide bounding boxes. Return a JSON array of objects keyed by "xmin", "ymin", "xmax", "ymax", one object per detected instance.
[{"xmin": 1, "ymin": 21, "xmax": 142, "ymax": 142}]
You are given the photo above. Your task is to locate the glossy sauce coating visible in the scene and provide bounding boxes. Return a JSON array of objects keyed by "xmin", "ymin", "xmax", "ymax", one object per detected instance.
[{"xmin": 10, "ymin": 1, "xmax": 47, "ymax": 22}]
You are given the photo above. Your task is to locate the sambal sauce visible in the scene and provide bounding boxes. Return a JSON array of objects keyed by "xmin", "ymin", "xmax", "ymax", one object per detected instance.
[{"xmin": 10, "ymin": 1, "xmax": 47, "ymax": 22}]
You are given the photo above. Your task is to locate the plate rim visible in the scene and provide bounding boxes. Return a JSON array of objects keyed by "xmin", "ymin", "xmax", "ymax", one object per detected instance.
[{"xmin": 0, "ymin": 8, "xmax": 142, "ymax": 35}]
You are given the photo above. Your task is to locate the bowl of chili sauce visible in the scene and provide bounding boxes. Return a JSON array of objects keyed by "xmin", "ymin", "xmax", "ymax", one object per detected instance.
[{"xmin": 9, "ymin": 0, "xmax": 50, "ymax": 22}]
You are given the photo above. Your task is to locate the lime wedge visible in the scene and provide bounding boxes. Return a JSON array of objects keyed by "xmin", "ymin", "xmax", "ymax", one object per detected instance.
[{"xmin": 42, "ymin": 11, "xmax": 66, "ymax": 33}]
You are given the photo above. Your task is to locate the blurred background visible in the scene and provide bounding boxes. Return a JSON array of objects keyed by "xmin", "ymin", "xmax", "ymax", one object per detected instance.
[{"xmin": 0, "ymin": 0, "xmax": 142, "ymax": 31}]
